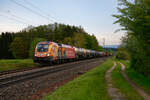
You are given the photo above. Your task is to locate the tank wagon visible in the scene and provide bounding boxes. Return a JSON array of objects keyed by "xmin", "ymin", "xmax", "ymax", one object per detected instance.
[{"xmin": 34, "ymin": 41, "xmax": 107, "ymax": 64}]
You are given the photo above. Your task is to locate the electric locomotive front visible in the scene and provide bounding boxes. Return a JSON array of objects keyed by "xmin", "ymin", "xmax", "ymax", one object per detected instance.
[
  {"xmin": 33, "ymin": 41, "xmax": 58, "ymax": 63},
  {"xmin": 34, "ymin": 41, "xmax": 76, "ymax": 64}
]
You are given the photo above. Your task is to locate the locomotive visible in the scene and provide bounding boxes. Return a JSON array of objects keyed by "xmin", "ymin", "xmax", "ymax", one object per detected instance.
[{"xmin": 33, "ymin": 41, "xmax": 107, "ymax": 64}]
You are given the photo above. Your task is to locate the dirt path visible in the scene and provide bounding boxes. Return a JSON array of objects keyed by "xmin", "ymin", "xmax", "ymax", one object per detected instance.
[
  {"xmin": 119, "ymin": 62, "xmax": 150, "ymax": 100},
  {"xmin": 105, "ymin": 62, "xmax": 126, "ymax": 100}
]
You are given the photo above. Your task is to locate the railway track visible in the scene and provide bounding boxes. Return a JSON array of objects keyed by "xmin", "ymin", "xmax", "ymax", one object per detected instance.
[
  {"xmin": 0, "ymin": 67, "xmax": 37, "ymax": 76},
  {"xmin": 0, "ymin": 58, "xmax": 104, "ymax": 76},
  {"xmin": 0, "ymin": 57, "xmax": 107, "ymax": 88}
]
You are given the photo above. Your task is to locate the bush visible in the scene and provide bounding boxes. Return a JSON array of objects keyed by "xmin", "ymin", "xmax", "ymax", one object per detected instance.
[
  {"xmin": 10, "ymin": 37, "xmax": 28, "ymax": 59},
  {"xmin": 116, "ymin": 50, "xmax": 129, "ymax": 60}
]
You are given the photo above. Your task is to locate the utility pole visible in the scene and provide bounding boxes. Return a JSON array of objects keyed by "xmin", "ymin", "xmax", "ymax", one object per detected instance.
[{"xmin": 103, "ymin": 38, "xmax": 105, "ymax": 51}]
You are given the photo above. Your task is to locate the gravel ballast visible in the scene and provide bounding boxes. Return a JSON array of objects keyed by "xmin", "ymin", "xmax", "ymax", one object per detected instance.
[{"xmin": 0, "ymin": 57, "xmax": 108, "ymax": 100}]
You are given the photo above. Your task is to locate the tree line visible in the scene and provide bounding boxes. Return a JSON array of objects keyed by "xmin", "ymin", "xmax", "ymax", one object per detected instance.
[
  {"xmin": 114, "ymin": 0, "xmax": 150, "ymax": 76},
  {"xmin": 0, "ymin": 23, "xmax": 103, "ymax": 59}
]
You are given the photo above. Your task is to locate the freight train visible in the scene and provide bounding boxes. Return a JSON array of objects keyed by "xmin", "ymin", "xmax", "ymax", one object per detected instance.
[{"xmin": 33, "ymin": 41, "xmax": 108, "ymax": 64}]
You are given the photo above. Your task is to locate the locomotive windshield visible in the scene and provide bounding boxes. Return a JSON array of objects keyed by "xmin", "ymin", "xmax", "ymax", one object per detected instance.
[{"xmin": 37, "ymin": 44, "xmax": 49, "ymax": 52}]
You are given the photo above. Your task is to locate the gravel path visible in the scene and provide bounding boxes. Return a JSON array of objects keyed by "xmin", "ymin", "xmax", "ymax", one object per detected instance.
[
  {"xmin": 120, "ymin": 62, "xmax": 150, "ymax": 100},
  {"xmin": 105, "ymin": 62, "xmax": 126, "ymax": 100}
]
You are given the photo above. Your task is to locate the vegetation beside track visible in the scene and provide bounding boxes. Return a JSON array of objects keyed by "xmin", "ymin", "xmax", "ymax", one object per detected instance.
[
  {"xmin": 0, "ymin": 59, "xmax": 36, "ymax": 72},
  {"xmin": 121, "ymin": 61, "xmax": 150, "ymax": 94},
  {"xmin": 42, "ymin": 59, "xmax": 113, "ymax": 100},
  {"xmin": 111, "ymin": 61, "xmax": 143, "ymax": 100}
]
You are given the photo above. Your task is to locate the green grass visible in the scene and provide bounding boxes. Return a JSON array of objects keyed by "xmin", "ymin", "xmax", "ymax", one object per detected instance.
[
  {"xmin": 111, "ymin": 61, "xmax": 143, "ymax": 100},
  {"xmin": 121, "ymin": 61, "xmax": 150, "ymax": 94},
  {"xmin": 42, "ymin": 59, "xmax": 113, "ymax": 100},
  {"xmin": 0, "ymin": 59, "xmax": 36, "ymax": 72}
]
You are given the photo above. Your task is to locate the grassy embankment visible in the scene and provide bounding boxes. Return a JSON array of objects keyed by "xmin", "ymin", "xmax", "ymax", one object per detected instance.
[
  {"xmin": 121, "ymin": 60, "xmax": 150, "ymax": 94},
  {"xmin": 0, "ymin": 59, "xmax": 36, "ymax": 72},
  {"xmin": 43, "ymin": 59, "xmax": 113, "ymax": 100},
  {"xmin": 111, "ymin": 60, "xmax": 143, "ymax": 100},
  {"xmin": 43, "ymin": 58, "xmax": 150, "ymax": 100}
]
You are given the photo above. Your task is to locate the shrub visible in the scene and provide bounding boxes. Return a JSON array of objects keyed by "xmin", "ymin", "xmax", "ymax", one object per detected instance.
[{"xmin": 116, "ymin": 50, "xmax": 129, "ymax": 60}]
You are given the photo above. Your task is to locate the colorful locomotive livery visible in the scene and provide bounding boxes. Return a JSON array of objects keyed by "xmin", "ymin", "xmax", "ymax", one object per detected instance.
[{"xmin": 34, "ymin": 41, "xmax": 108, "ymax": 64}]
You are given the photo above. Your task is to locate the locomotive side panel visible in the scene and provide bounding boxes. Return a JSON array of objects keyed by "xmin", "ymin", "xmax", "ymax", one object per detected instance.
[
  {"xmin": 50, "ymin": 43, "xmax": 59, "ymax": 60},
  {"xmin": 66, "ymin": 47, "xmax": 75, "ymax": 59}
]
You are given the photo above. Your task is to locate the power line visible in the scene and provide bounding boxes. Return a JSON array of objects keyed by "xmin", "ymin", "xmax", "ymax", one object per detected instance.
[
  {"xmin": 23, "ymin": 0, "xmax": 59, "ymax": 22},
  {"xmin": 6, "ymin": 10, "xmax": 34, "ymax": 25},
  {"xmin": 0, "ymin": 14, "xmax": 29, "ymax": 25},
  {"xmin": 10, "ymin": 0, "xmax": 55, "ymax": 23}
]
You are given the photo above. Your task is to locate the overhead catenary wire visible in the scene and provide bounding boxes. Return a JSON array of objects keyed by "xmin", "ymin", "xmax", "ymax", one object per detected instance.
[
  {"xmin": 10, "ymin": 0, "xmax": 55, "ymax": 23},
  {"xmin": 23, "ymin": 0, "xmax": 59, "ymax": 22},
  {"xmin": 0, "ymin": 14, "xmax": 30, "ymax": 25},
  {"xmin": 6, "ymin": 10, "xmax": 34, "ymax": 25}
]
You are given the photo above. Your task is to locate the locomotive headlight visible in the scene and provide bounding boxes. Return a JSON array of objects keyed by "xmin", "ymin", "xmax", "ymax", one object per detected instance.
[
  {"xmin": 34, "ymin": 54, "xmax": 37, "ymax": 56},
  {"xmin": 47, "ymin": 53, "xmax": 50, "ymax": 56}
]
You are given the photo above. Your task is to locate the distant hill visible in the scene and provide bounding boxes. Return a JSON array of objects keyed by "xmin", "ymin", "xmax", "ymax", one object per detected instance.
[{"xmin": 103, "ymin": 45, "xmax": 119, "ymax": 49}]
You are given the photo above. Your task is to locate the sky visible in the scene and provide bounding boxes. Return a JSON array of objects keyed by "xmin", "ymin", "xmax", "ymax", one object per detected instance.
[{"xmin": 0, "ymin": 0, "xmax": 125, "ymax": 45}]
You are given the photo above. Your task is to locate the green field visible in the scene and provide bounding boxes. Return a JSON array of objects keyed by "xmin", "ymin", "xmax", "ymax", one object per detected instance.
[
  {"xmin": 42, "ymin": 59, "xmax": 113, "ymax": 100},
  {"xmin": 0, "ymin": 59, "xmax": 36, "ymax": 72}
]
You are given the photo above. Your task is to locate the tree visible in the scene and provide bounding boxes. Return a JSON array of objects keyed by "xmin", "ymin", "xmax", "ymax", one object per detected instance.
[
  {"xmin": 73, "ymin": 33, "xmax": 86, "ymax": 48},
  {"xmin": 84, "ymin": 34, "xmax": 98, "ymax": 50},
  {"xmin": 84, "ymin": 35, "xmax": 94, "ymax": 49},
  {"xmin": 0, "ymin": 23, "xmax": 103, "ymax": 59},
  {"xmin": 97, "ymin": 46, "xmax": 104, "ymax": 51},
  {"xmin": 113, "ymin": 0, "xmax": 150, "ymax": 75},
  {"xmin": 63, "ymin": 37, "xmax": 73, "ymax": 45},
  {"xmin": 0, "ymin": 32, "xmax": 14, "ymax": 59},
  {"xmin": 116, "ymin": 47, "xmax": 130, "ymax": 60},
  {"xmin": 10, "ymin": 37, "xmax": 28, "ymax": 59},
  {"xmin": 29, "ymin": 38, "xmax": 47, "ymax": 58}
]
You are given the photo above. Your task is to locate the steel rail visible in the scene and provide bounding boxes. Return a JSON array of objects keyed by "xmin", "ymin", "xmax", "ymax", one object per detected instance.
[{"xmin": 0, "ymin": 58, "xmax": 106, "ymax": 88}]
